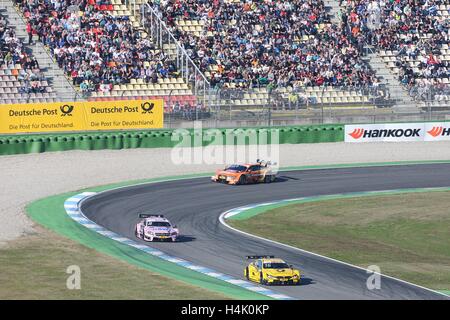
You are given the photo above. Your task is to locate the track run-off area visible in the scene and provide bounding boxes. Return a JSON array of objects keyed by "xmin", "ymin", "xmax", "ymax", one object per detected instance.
[{"xmin": 78, "ymin": 163, "xmax": 450, "ymax": 300}]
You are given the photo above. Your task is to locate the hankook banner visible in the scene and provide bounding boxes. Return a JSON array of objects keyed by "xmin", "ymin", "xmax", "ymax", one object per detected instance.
[
  {"xmin": 0, "ymin": 99, "xmax": 164, "ymax": 134},
  {"xmin": 345, "ymin": 122, "xmax": 450, "ymax": 142}
]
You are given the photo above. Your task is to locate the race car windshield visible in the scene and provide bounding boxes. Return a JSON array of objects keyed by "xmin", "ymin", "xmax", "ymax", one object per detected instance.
[
  {"xmin": 148, "ymin": 222, "xmax": 171, "ymax": 227},
  {"xmin": 263, "ymin": 263, "xmax": 290, "ymax": 269},
  {"xmin": 226, "ymin": 165, "xmax": 247, "ymax": 172}
]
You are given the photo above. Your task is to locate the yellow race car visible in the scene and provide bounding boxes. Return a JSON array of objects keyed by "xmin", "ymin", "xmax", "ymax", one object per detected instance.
[{"xmin": 244, "ymin": 256, "xmax": 301, "ymax": 285}]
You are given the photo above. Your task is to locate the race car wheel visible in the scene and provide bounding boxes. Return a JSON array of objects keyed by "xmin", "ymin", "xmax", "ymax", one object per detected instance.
[
  {"xmin": 264, "ymin": 175, "xmax": 272, "ymax": 183},
  {"xmin": 239, "ymin": 175, "xmax": 247, "ymax": 185},
  {"xmin": 259, "ymin": 272, "xmax": 266, "ymax": 285}
]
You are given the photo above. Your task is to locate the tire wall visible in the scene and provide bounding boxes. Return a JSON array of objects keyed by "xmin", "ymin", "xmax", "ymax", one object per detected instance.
[{"xmin": 0, "ymin": 124, "xmax": 344, "ymax": 156}]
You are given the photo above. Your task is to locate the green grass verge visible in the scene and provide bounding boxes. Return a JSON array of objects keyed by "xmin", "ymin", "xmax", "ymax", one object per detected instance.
[
  {"xmin": 228, "ymin": 190, "xmax": 450, "ymax": 292},
  {"xmin": 0, "ymin": 225, "xmax": 230, "ymax": 299}
]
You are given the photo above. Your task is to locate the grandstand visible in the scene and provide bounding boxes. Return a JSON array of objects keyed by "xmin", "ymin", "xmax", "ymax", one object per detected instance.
[
  {"xmin": 0, "ymin": 0, "xmax": 449, "ymax": 118},
  {"xmin": 144, "ymin": 0, "xmax": 385, "ymax": 109},
  {"xmin": 341, "ymin": 0, "xmax": 450, "ymax": 109},
  {"xmin": 0, "ymin": 9, "xmax": 57, "ymax": 104}
]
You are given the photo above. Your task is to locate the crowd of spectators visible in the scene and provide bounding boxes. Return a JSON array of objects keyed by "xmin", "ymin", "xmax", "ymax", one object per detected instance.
[
  {"xmin": 8, "ymin": 0, "xmax": 448, "ymax": 104},
  {"xmin": 338, "ymin": 0, "xmax": 449, "ymax": 101},
  {"xmin": 146, "ymin": 0, "xmax": 378, "ymax": 90},
  {"xmin": 170, "ymin": 100, "xmax": 210, "ymax": 120},
  {"xmin": 1, "ymin": 12, "xmax": 47, "ymax": 95},
  {"xmin": 15, "ymin": 0, "xmax": 179, "ymax": 93}
]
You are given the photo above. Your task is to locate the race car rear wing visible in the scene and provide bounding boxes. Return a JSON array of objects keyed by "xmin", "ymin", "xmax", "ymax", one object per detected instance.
[
  {"xmin": 256, "ymin": 159, "xmax": 277, "ymax": 167},
  {"xmin": 139, "ymin": 214, "xmax": 164, "ymax": 218},
  {"xmin": 246, "ymin": 255, "xmax": 275, "ymax": 260}
]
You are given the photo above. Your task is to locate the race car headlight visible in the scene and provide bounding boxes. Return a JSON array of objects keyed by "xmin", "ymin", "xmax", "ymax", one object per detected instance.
[
  {"xmin": 226, "ymin": 176, "xmax": 234, "ymax": 181},
  {"xmin": 292, "ymin": 274, "xmax": 299, "ymax": 279}
]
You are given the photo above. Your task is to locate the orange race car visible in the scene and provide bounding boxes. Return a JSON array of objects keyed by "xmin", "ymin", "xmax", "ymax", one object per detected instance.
[{"xmin": 211, "ymin": 160, "xmax": 278, "ymax": 185}]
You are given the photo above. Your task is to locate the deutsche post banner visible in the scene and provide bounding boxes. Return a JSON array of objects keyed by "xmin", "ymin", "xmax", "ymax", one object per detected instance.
[{"xmin": 0, "ymin": 99, "xmax": 164, "ymax": 134}]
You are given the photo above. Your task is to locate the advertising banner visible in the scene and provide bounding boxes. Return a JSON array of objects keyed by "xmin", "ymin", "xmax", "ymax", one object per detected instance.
[
  {"xmin": 424, "ymin": 123, "xmax": 450, "ymax": 142},
  {"xmin": 345, "ymin": 122, "xmax": 450, "ymax": 142},
  {"xmin": 0, "ymin": 99, "xmax": 164, "ymax": 134}
]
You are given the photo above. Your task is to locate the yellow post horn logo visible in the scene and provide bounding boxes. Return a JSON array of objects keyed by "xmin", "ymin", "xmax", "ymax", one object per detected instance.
[
  {"xmin": 60, "ymin": 105, "xmax": 74, "ymax": 116},
  {"xmin": 141, "ymin": 102, "xmax": 154, "ymax": 114}
]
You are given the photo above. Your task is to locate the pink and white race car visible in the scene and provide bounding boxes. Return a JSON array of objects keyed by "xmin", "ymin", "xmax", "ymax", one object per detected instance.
[{"xmin": 135, "ymin": 214, "xmax": 179, "ymax": 242}]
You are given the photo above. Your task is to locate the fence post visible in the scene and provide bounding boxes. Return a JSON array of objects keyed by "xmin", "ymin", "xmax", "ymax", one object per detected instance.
[
  {"xmin": 321, "ymin": 105, "xmax": 324, "ymax": 124},
  {"xmin": 267, "ymin": 89, "xmax": 272, "ymax": 127},
  {"xmin": 215, "ymin": 89, "xmax": 220, "ymax": 128},
  {"xmin": 159, "ymin": 20, "xmax": 162, "ymax": 48},
  {"xmin": 428, "ymin": 87, "xmax": 432, "ymax": 121}
]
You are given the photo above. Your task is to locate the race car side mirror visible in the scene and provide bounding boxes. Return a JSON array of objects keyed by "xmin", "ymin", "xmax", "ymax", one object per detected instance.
[{"xmin": 173, "ymin": 225, "xmax": 177, "ymax": 228}]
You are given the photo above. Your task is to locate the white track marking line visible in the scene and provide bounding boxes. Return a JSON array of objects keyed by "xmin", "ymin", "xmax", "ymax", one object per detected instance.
[
  {"xmin": 66, "ymin": 194, "xmax": 291, "ymax": 300},
  {"xmin": 219, "ymin": 190, "xmax": 450, "ymax": 299},
  {"xmin": 70, "ymin": 167, "xmax": 450, "ymax": 300}
]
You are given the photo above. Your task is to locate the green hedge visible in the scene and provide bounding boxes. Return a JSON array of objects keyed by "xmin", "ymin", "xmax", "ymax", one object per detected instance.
[{"xmin": 0, "ymin": 125, "xmax": 344, "ymax": 156}]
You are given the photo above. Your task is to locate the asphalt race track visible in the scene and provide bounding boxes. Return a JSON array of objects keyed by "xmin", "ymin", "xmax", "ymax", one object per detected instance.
[{"xmin": 81, "ymin": 164, "xmax": 450, "ymax": 300}]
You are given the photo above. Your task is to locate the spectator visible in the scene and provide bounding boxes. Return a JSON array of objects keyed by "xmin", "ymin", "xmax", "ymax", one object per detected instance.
[{"xmin": 26, "ymin": 22, "xmax": 33, "ymax": 44}]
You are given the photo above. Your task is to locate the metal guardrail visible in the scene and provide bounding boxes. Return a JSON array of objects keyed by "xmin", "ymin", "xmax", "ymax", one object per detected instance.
[{"xmin": 139, "ymin": 2, "xmax": 211, "ymax": 109}]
